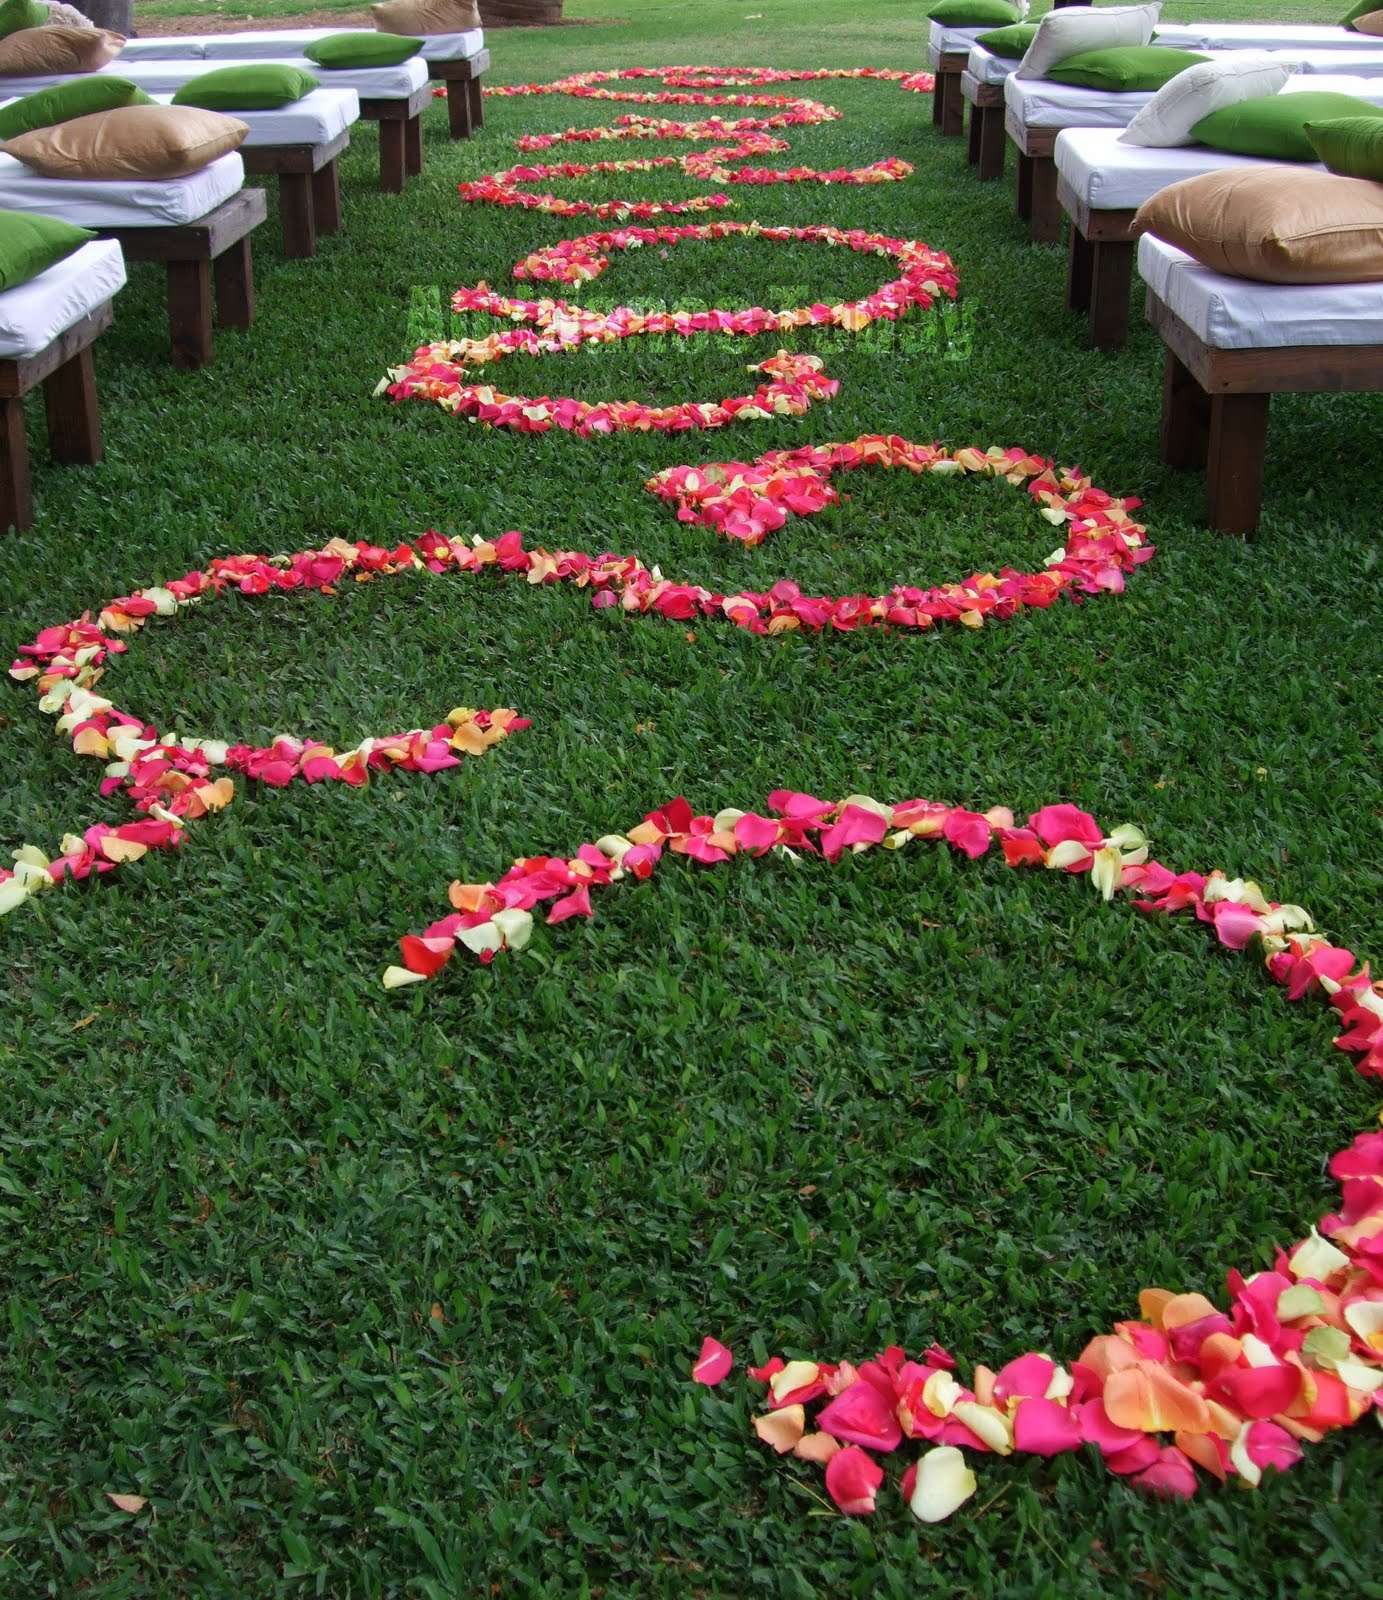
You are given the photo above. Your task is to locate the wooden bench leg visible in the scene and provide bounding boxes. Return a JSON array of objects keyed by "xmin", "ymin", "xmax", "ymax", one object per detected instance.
[
  {"xmin": 466, "ymin": 77, "xmax": 483, "ymax": 132},
  {"xmin": 214, "ymin": 238, "xmax": 255, "ymax": 331},
  {"xmin": 43, "ymin": 347, "xmax": 102, "ymax": 465},
  {"xmin": 1015, "ymin": 149, "xmax": 1032, "ymax": 221},
  {"xmin": 1206, "ymin": 392, "xmax": 1270, "ymax": 537},
  {"xmin": 278, "ymin": 171, "xmax": 316, "ymax": 260},
  {"xmin": 932, "ymin": 79, "xmax": 943, "ymax": 125},
  {"xmin": 379, "ymin": 118, "xmax": 406, "ymax": 192},
  {"xmin": 0, "ymin": 395, "xmax": 32, "ymax": 531},
  {"xmin": 977, "ymin": 105, "xmax": 1005, "ymax": 181},
  {"xmin": 1087, "ymin": 239, "xmax": 1135, "ymax": 351},
  {"xmin": 1029, "ymin": 155, "xmax": 1061, "ymax": 245},
  {"xmin": 446, "ymin": 78, "xmax": 475, "ymax": 138},
  {"xmin": 941, "ymin": 72, "xmax": 964, "ymax": 137},
  {"xmin": 1159, "ymin": 349, "xmax": 1210, "ymax": 469},
  {"xmin": 1067, "ymin": 226, "xmax": 1092, "ymax": 313},
  {"xmin": 965, "ymin": 99, "xmax": 981, "ymax": 164},
  {"xmin": 167, "ymin": 259, "xmax": 214, "ymax": 370},
  {"xmin": 404, "ymin": 112, "xmax": 423, "ymax": 176},
  {"xmin": 313, "ymin": 158, "xmax": 343, "ymax": 235}
]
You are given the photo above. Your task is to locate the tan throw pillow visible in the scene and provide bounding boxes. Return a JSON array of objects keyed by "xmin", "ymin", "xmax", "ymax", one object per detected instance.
[
  {"xmin": 6, "ymin": 104, "xmax": 248, "ymax": 179},
  {"xmin": 372, "ymin": 0, "xmax": 480, "ymax": 35},
  {"xmin": 1351, "ymin": 6, "xmax": 1383, "ymax": 30},
  {"xmin": 0, "ymin": 24, "xmax": 121, "ymax": 74},
  {"xmin": 1134, "ymin": 166, "xmax": 1383, "ymax": 283}
]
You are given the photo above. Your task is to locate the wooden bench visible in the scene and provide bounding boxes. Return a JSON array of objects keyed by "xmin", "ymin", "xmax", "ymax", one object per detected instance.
[
  {"xmin": 0, "ymin": 300, "xmax": 112, "ymax": 532},
  {"xmin": 360, "ymin": 83, "xmax": 430, "ymax": 193},
  {"xmin": 1141, "ymin": 232, "xmax": 1383, "ymax": 535},
  {"xmin": 961, "ymin": 69, "xmax": 1006, "ymax": 179},
  {"xmin": 931, "ymin": 48, "xmax": 971, "ymax": 136},
  {"xmin": 1060, "ymin": 174, "xmax": 1136, "ymax": 349},
  {"xmin": 241, "ymin": 127, "xmax": 348, "ymax": 259},
  {"xmin": 99, "ymin": 188, "xmax": 267, "ymax": 370},
  {"xmin": 430, "ymin": 47, "xmax": 489, "ymax": 139},
  {"xmin": 1004, "ymin": 111, "xmax": 1061, "ymax": 244}
]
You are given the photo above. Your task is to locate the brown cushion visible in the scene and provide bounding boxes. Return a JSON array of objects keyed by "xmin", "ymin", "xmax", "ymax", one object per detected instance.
[
  {"xmin": 372, "ymin": 0, "xmax": 480, "ymax": 35},
  {"xmin": 1134, "ymin": 166, "xmax": 1383, "ymax": 283},
  {"xmin": 1351, "ymin": 6, "xmax": 1383, "ymax": 30},
  {"xmin": 6, "ymin": 104, "xmax": 248, "ymax": 179},
  {"xmin": 0, "ymin": 24, "xmax": 120, "ymax": 74}
]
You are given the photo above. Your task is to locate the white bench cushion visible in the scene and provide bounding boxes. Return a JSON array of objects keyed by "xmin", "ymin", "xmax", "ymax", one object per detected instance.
[
  {"xmin": 929, "ymin": 20, "xmax": 991, "ymax": 63},
  {"xmin": 0, "ymin": 237, "xmax": 124, "ymax": 358},
  {"xmin": 1139, "ymin": 231, "xmax": 1383, "ymax": 347},
  {"xmin": 1006, "ymin": 66, "xmax": 1383, "ymax": 131},
  {"xmin": 0, "ymin": 149, "xmax": 243, "ymax": 227},
  {"xmin": 966, "ymin": 44, "xmax": 1018, "ymax": 86},
  {"xmin": 146, "ymin": 86, "xmax": 360, "ymax": 146},
  {"xmin": 116, "ymin": 55, "xmax": 429, "ymax": 99},
  {"xmin": 1167, "ymin": 21, "xmax": 1378, "ymax": 51},
  {"xmin": 1055, "ymin": 126, "xmax": 1324, "ymax": 210},
  {"xmin": 196, "ymin": 26, "xmax": 484, "ymax": 62}
]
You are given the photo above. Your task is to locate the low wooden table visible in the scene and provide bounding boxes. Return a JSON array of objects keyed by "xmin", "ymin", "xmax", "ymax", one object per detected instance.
[
  {"xmin": 98, "ymin": 188, "xmax": 267, "ymax": 370},
  {"xmin": 359, "ymin": 84, "xmax": 431, "ymax": 192},
  {"xmin": 1004, "ymin": 111, "xmax": 1060, "ymax": 244},
  {"xmin": 430, "ymin": 47, "xmax": 490, "ymax": 139},
  {"xmin": 242, "ymin": 128, "xmax": 349, "ymax": 260},
  {"xmin": 1147, "ymin": 292, "xmax": 1383, "ymax": 536},
  {"xmin": 961, "ymin": 71, "xmax": 1005, "ymax": 180},
  {"xmin": 0, "ymin": 300, "xmax": 111, "ymax": 533},
  {"xmin": 1059, "ymin": 175, "xmax": 1137, "ymax": 350}
]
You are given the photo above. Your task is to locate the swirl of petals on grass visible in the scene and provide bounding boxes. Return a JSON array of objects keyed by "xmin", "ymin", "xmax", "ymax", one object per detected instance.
[
  {"xmin": 383, "ymin": 790, "xmax": 1383, "ymax": 1512},
  {"xmin": 458, "ymin": 139, "xmax": 914, "ymax": 223},
  {"xmin": 0, "ymin": 541, "xmax": 529, "ymax": 917},
  {"xmin": 381, "ymin": 221, "xmax": 956, "ymax": 437}
]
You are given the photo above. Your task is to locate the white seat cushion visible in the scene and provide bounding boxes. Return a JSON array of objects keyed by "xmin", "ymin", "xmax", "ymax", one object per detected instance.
[
  {"xmin": 966, "ymin": 44, "xmax": 1018, "ymax": 86},
  {"xmin": 0, "ymin": 237, "xmax": 124, "ymax": 358},
  {"xmin": 1139, "ymin": 231, "xmax": 1383, "ymax": 347},
  {"xmin": 1006, "ymin": 65, "xmax": 1383, "ymax": 132},
  {"xmin": 929, "ymin": 20, "xmax": 992, "ymax": 54},
  {"xmin": 1056, "ymin": 126, "xmax": 1323, "ymax": 210},
  {"xmin": 0, "ymin": 149, "xmax": 244, "ymax": 227},
  {"xmin": 145, "ymin": 86, "xmax": 360, "ymax": 146},
  {"xmin": 1005, "ymin": 69, "xmax": 1156, "ymax": 128},
  {"xmin": 196, "ymin": 26, "xmax": 484, "ymax": 62},
  {"xmin": 115, "ymin": 55, "xmax": 429, "ymax": 99},
  {"xmin": 1166, "ymin": 22, "xmax": 1372, "ymax": 51},
  {"xmin": 111, "ymin": 36, "xmax": 210, "ymax": 60}
]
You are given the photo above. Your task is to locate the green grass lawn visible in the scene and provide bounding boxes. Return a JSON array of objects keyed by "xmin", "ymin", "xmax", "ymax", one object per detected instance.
[{"xmin": 2, "ymin": 1, "xmax": 1382, "ymax": 1594}]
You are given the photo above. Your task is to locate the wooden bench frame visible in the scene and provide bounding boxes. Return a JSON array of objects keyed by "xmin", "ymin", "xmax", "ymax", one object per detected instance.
[
  {"xmin": 1058, "ymin": 174, "xmax": 1137, "ymax": 350},
  {"xmin": 0, "ymin": 300, "xmax": 111, "ymax": 533},
  {"xmin": 960, "ymin": 70, "xmax": 1006, "ymax": 179},
  {"xmin": 359, "ymin": 84, "xmax": 431, "ymax": 192},
  {"xmin": 429, "ymin": 47, "xmax": 490, "ymax": 139},
  {"xmin": 930, "ymin": 48, "xmax": 971, "ymax": 136},
  {"xmin": 242, "ymin": 127, "xmax": 349, "ymax": 260},
  {"xmin": 1148, "ymin": 290, "xmax": 1383, "ymax": 536},
  {"xmin": 1004, "ymin": 111, "xmax": 1061, "ymax": 244},
  {"xmin": 99, "ymin": 188, "xmax": 267, "ymax": 370}
]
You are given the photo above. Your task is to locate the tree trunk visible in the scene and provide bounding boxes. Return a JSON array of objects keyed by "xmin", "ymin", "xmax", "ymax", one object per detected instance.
[
  {"xmin": 74, "ymin": 0, "xmax": 135, "ymax": 33},
  {"xmin": 478, "ymin": 0, "xmax": 564, "ymax": 23}
]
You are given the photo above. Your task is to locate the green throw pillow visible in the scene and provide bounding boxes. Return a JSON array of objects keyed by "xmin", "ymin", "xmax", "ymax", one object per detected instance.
[
  {"xmin": 0, "ymin": 77, "xmax": 153, "ymax": 141},
  {"xmin": 927, "ymin": 0, "xmax": 1021, "ymax": 27},
  {"xmin": 1304, "ymin": 115, "xmax": 1383, "ymax": 178},
  {"xmin": 303, "ymin": 31, "xmax": 422, "ymax": 67},
  {"xmin": 172, "ymin": 64, "xmax": 320, "ymax": 111},
  {"xmin": 0, "ymin": 209, "xmax": 94, "ymax": 291},
  {"xmin": 975, "ymin": 22, "xmax": 1038, "ymax": 57},
  {"xmin": 0, "ymin": 0, "xmax": 47, "ymax": 38},
  {"xmin": 1340, "ymin": 0, "xmax": 1378, "ymax": 28},
  {"xmin": 1192, "ymin": 91, "xmax": 1383, "ymax": 162},
  {"xmin": 1045, "ymin": 46, "xmax": 1209, "ymax": 92}
]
